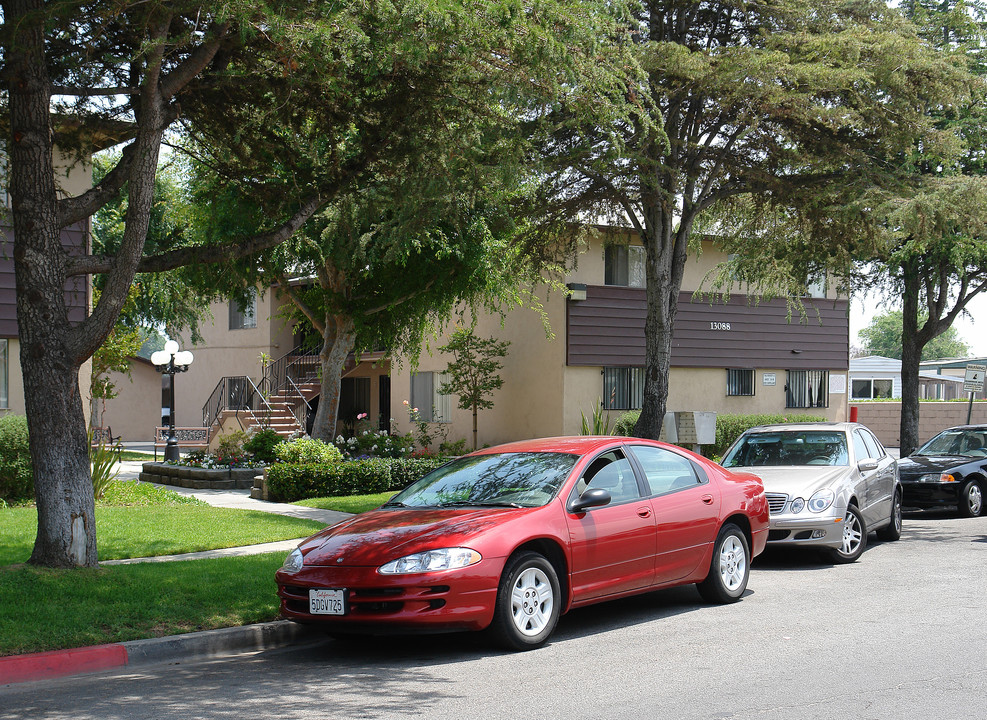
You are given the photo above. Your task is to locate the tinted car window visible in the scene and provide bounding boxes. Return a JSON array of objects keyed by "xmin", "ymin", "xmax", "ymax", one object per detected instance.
[
  {"xmin": 916, "ymin": 430, "xmax": 987, "ymax": 457},
  {"xmin": 858, "ymin": 429, "xmax": 883, "ymax": 459},
  {"xmin": 388, "ymin": 452, "xmax": 579, "ymax": 508},
  {"xmin": 628, "ymin": 445, "xmax": 700, "ymax": 495},
  {"xmin": 852, "ymin": 431, "xmax": 871, "ymax": 461},
  {"xmin": 722, "ymin": 431, "xmax": 849, "ymax": 467},
  {"xmin": 574, "ymin": 449, "xmax": 641, "ymax": 504}
]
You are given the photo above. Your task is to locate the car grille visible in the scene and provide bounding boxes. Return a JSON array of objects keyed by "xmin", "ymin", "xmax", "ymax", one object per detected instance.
[
  {"xmin": 280, "ymin": 584, "xmax": 450, "ymax": 617},
  {"xmin": 765, "ymin": 493, "xmax": 788, "ymax": 514}
]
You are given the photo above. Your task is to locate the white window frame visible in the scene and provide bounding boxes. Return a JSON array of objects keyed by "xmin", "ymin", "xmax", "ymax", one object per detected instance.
[
  {"xmin": 851, "ymin": 377, "xmax": 894, "ymax": 400},
  {"xmin": 604, "ymin": 245, "xmax": 646, "ymax": 288},
  {"xmin": 410, "ymin": 371, "xmax": 452, "ymax": 423},
  {"xmin": 229, "ymin": 288, "xmax": 257, "ymax": 330}
]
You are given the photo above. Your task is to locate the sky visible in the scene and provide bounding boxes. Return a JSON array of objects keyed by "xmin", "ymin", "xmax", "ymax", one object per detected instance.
[{"xmin": 849, "ymin": 291, "xmax": 987, "ymax": 358}]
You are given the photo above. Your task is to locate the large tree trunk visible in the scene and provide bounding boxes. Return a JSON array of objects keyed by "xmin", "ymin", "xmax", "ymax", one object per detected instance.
[
  {"xmin": 633, "ymin": 208, "xmax": 691, "ymax": 440},
  {"xmin": 309, "ymin": 315, "xmax": 356, "ymax": 441},
  {"xmin": 899, "ymin": 261, "xmax": 923, "ymax": 457},
  {"xmin": 5, "ymin": 0, "xmax": 97, "ymax": 566}
]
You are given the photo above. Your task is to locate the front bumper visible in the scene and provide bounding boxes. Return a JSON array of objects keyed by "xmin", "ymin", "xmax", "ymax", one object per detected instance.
[
  {"xmin": 275, "ymin": 561, "xmax": 502, "ymax": 633},
  {"xmin": 900, "ymin": 481, "xmax": 961, "ymax": 509},
  {"xmin": 766, "ymin": 513, "xmax": 846, "ymax": 548}
]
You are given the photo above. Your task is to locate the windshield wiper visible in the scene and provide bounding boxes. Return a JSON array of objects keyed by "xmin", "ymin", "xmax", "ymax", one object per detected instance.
[
  {"xmin": 435, "ymin": 500, "xmax": 525, "ymax": 509},
  {"xmin": 381, "ymin": 501, "xmax": 409, "ymax": 508}
]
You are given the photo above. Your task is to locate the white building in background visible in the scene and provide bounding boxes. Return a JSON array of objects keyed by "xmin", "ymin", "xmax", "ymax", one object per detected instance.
[{"xmin": 849, "ymin": 355, "xmax": 966, "ymax": 401}]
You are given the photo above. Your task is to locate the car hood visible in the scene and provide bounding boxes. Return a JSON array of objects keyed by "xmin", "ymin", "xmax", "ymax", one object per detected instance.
[
  {"xmin": 898, "ymin": 455, "xmax": 970, "ymax": 478},
  {"xmin": 732, "ymin": 466, "xmax": 849, "ymax": 497},
  {"xmin": 298, "ymin": 507, "xmax": 519, "ymax": 567}
]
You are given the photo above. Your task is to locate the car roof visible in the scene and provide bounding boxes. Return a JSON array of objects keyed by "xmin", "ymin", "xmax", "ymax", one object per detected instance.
[
  {"xmin": 740, "ymin": 422, "xmax": 862, "ymax": 434},
  {"xmin": 469, "ymin": 436, "xmax": 641, "ymax": 456}
]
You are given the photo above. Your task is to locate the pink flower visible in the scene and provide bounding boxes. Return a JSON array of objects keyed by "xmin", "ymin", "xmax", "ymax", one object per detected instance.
[
  {"xmin": 402, "ymin": 400, "xmax": 409, "ymax": 406},
  {"xmin": 413, "ymin": 407, "xmax": 419, "ymax": 413},
  {"xmin": 357, "ymin": 413, "xmax": 367, "ymax": 420}
]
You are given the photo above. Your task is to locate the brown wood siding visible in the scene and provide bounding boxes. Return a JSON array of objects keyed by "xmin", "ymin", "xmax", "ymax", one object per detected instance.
[
  {"xmin": 567, "ymin": 285, "xmax": 848, "ymax": 370},
  {"xmin": 1, "ymin": 222, "xmax": 89, "ymax": 338}
]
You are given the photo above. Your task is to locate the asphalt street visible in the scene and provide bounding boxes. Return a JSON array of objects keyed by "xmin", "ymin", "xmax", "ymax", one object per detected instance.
[{"xmin": 2, "ymin": 510, "xmax": 986, "ymax": 720}]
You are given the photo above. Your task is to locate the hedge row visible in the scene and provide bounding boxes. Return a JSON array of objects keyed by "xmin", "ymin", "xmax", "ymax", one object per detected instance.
[
  {"xmin": 266, "ymin": 456, "xmax": 450, "ymax": 503},
  {"xmin": 608, "ymin": 410, "xmax": 826, "ymax": 457}
]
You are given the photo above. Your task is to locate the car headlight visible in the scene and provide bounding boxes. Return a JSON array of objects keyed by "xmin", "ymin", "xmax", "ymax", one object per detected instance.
[
  {"xmin": 790, "ymin": 497, "xmax": 805, "ymax": 513},
  {"xmin": 807, "ymin": 489, "xmax": 835, "ymax": 513},
  {"xmin": 282, "ymin": 548, "xmax": 304, "ymax": 573},
  {"xmin": 378, "ymin": 548, "xmax": 482, "ymax": 575},
  {"xmin": 919, "ymin": 473, "xmax": 955, "ymax": 483}
]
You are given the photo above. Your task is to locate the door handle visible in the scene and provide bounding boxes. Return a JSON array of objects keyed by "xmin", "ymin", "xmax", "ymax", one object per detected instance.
[
  {"xmin": 637, "ymin": 507, "xmax": 652, "ymax": 518},
  {"xmin": 701, "ymin": 494, "xmax": 714, "ymax": 505}
]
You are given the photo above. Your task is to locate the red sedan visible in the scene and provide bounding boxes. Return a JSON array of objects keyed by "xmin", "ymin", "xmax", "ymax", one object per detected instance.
[{"xmin": 276, "ymin": 436, "xmax": 769, "ymax": 650}]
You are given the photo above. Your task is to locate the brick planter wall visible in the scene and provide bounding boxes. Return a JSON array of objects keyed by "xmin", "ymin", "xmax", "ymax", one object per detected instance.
[
  {"xmin": 139, "ymin": 462, "xmax": 264, "ymax": 490},
  {"xmin": 851, "ymin": 402, "xmax": 987, "ymax": 448}
]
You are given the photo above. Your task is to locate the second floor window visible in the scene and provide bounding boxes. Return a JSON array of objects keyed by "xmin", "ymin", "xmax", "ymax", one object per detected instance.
[
  {"xmin": 786, "ymin": 369, "xmax": 829, "ymax": 408},
  {"xmin": 604, "ymin": 245, "xmax": 645, "ymax": 288},
  {"xmin": 229, "ymin": 289, "xmax": 257, "ymax": 330},
  {"xmin": 603, "ymin": 367, "xmax": 645, "ymax": 410},
  {"xmin": 726, "ymin": 369, "xmax": 755, "ymax": 396}
]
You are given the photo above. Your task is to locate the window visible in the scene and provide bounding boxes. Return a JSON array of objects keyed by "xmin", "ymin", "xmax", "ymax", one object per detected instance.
[
  {"xmin": 410, "ymin": 371, "xmax": 451, "ymax": 423},
  {"xmin": 851, "ymin": 378, "xmax": 893, "ymax": 400},
  {"xmin": 785, "ymin": 370, "xmax": 829, "ymax": 408},
  {"xmin": 629, "ymin": 445, "xmax": 701, "ymax": 496},
  {"xmin": 229, "ymin": 289, "xmax": 257, "ymax": 330},
  {"xmin": 575, "ymin": 449, "xmax": 641, "ymax": 504},
  {"xmin": 806, "ymin": 272, "xmax": 827, "ymax": 298},
  {"xmin": 0, "ymin": 339, "xmax": 7, "ymax": 408},
  {"xmin": 726, "ymin": 369, "xmax": 755, "ymax": 396},
  {"xmin": 604, "ymin": 245, "xmax": 645, "ymax": 288},
  {"xmin": 603, "ymin": 367, "xmax": 644, "ymax": 410}
]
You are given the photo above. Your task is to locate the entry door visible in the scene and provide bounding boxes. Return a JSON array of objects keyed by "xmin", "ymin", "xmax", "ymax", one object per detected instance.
[{"xmin": 565, "ymin": 449, "xmax": 657, "ymax": 601}]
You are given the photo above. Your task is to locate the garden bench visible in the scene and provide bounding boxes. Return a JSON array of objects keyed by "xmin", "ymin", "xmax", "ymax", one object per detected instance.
[{"xmin": 154, "ymin": 426, "xmax": 211, "ymax": 460}]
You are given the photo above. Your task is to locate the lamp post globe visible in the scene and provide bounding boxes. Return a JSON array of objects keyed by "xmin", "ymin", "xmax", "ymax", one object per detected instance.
[{"xmin": 152, "ymin": 341, "xmax": 194, "ymax": 462}]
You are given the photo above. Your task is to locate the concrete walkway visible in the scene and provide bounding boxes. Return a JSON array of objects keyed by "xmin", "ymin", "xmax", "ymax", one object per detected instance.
[{"xmin": 110, "ymin": 460, "xmax": 352, "ymax": 565}]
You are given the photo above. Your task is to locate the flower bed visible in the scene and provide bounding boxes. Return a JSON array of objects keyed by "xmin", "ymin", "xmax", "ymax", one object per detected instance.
[{"xmin": 139, "ymin": 462, "xmax": 262, "ymax": 490}]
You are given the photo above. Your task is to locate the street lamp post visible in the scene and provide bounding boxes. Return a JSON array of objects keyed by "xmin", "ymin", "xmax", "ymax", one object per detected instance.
[{"xmin": 151, "ymin": 340, "xmax": 194, "ymax": 462}]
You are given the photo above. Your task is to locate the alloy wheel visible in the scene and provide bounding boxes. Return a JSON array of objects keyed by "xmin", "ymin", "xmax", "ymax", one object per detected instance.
[{"xmin": 510, "ymin": 567, "xmax": 555, "ymax": 637}]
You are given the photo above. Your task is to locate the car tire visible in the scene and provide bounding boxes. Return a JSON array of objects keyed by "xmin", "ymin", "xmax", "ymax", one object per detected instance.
[
  {"xmin": 876, "ymin": 489, "xmax": 902, "ymax": 541},
  {"xmin": 697, "ymin": 523, "xmax": 749, "ymax": 604},
  {"xmin": 489, "ymin": 551, "xmax": 561, "ymax": 651},
  {"xmin": 958, "ymin": 480, "xmax": 983, "ymax": 518},
  {"xmin": 826, "ymin": 504, "xmax": 866, "ymax": 564}
]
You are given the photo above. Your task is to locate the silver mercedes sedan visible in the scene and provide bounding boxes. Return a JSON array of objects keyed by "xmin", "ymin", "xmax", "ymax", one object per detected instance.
[{"xmin": 720, "ymin": 422, "xmax": 901, "ymax": 563}]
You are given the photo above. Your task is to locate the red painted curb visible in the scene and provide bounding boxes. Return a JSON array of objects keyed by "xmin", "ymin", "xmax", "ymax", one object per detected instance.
[{"xmin": 0, "ymin": 644, "xmax": 128, "ymax": 685}]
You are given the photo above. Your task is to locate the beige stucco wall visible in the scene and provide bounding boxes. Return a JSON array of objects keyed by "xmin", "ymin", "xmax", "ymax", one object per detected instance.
[
  {"xmin": 98, "ymin": 360, "xmax": 163, "ymax": 441},
  {"xmin": 390, "ymin": 232, "xmax": 846, "ymax": 448},
  {"xmin": 390, "ymin": 288, "xmax": 568, "ymax": 449},
  {"xmin": 172, "ymin": 288, "xmax": 296, "ymax": 429}
]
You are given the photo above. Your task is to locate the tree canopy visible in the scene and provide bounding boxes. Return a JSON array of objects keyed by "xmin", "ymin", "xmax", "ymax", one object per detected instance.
[{"xmin": 859, "ymin": 309, "xmax": 971, "ymax": 361}]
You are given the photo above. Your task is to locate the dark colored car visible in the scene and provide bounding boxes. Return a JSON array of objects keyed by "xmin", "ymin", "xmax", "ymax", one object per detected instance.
[
  {"xmin": 276, "ymin": 436, "xmax": 769, "ymax": 650},
  {"xmin": 898, "ymin": 425, "xmax": 987, "ymax": 517}
]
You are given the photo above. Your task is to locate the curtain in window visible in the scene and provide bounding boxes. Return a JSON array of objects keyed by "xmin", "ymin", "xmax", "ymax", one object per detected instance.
[
  {"xmin": 786, "ymin": 370, "xmax": 829, "ymax": 408},
  {"xmin": 603, "ymin": 367, "xmax": 644, "ymax": 409}
]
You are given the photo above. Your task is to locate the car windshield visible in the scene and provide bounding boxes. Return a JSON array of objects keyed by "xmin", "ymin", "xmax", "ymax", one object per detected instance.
[
  {"xmin": 914, "ymin": 430, "xmax": 987, "ymax": 457},
  {"xmin": 384, "ymin": 452, "xmax": 579, "ymax": 509},
  {"xmin": 722, "ymin": 431, "xmax": 849, "ymax": 468}
]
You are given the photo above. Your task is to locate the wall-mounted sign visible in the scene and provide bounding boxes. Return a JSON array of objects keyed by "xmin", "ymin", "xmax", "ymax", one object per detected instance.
[
  {"xmin": 830, "ymin": 374, "xmax": 847, "ymax": 395},
  {"xmin": 762, "ymin": 372, "xmax": 776, "ymax": 386},
  {"xmin": 709, "ymin": 322, "xmax": 732, "ymax": 331}
]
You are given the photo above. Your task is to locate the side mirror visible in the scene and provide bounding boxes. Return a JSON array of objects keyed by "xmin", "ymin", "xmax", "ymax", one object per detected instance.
[
  {"xmin": 569, "ymin": 487, "xmax": 612, "ymax": 513},
  {"xmin": 857, "ymin": 459, "xmax": 878, "ymax": 472}
]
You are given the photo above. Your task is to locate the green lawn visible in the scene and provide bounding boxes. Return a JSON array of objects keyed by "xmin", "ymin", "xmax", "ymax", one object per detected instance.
[
  {"xmin": 0, "ymin": 554, "xmax": 285, "ymax": 656},
  {"xmin": 292, "ymin": 490, "xmax": 396, "ymax": 515},
  {"xmin": 1, "ymin": 480, "xmax": 325, "ymax": 566}
]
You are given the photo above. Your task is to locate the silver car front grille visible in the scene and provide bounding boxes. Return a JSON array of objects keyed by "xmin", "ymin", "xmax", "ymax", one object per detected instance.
[{"xmin": 765, "ymin": 493, "xmax": 788, "ymax": 514}]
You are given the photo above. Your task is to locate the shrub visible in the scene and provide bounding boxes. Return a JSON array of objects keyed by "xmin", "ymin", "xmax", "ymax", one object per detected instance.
[
  {"xmin": 334, "ymin": 429, "xmax": 414, "ymax": 460},
  {"xmin": 244, "ymin": 428, "xmax": 284, "ymax": 464},
  {"xmin": 267, "ymin": 456, "xmax": 450, "ymax": 502},
  {"xmin": 613, "ymin": 411, "xmax": 640, "ymax": 436},
  {"xmin": 712, "ymin": 413, "xmax": 826, "ymax": 457},
  {"xmin": 0, "ymin": 415, "xmax": 33, "ymax": 503},
  {"xmin": 275, "ymin": 437, "xmax": 342, "ymax": 465},
  {"xmin": 216, "ymin": 430, "xmax": 249, "ymax": 462},
  {"xmin": 439, "ymin": 438, "xmax": 468, "ymax": 456},
  {"xmin": 89, "ymin": 432, "xmax": 121, "ymax": 500}
]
